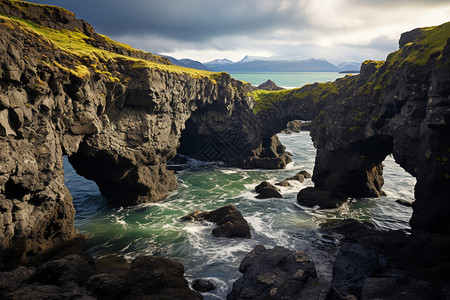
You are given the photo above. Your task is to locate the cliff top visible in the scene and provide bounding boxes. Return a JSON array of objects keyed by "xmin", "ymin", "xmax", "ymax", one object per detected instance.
[
  {"xmin": 251, "ymin": 21, "xmax": 450, "ymax": 114},
  {"xmin": 0, "ymin": 0, "xmax": 219, "ymax": 81}
]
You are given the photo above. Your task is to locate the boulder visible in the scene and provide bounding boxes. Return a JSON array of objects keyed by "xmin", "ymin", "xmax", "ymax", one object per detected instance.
[
  {"xmin": 192, "ymin": 278, "xmax": 216, "ymax": 292},
  {"xmin": 255, "ymin": 181, "xmax": 282, "ymax": 199},
  {"xmin": 287, "ymin": 173, "xmax": 305, "ymax": 183},
  {"xmin": 181, "ymin": 204, "xmax": 251, "ymax": 238},
  {"xmin": 88, "ymin": 256, "xmax": 202, "ymax": 300},
  {"xmin": 275, "ymin": 180, "xmax": 292, "ymax": 187},
  {"xmin": 298, "ymin": 170, "xmax": 312, "ymax": 179},
  {"xmin": 395, "ymin": 198, "xmax": 414, "ymax": 207},
  {"xmin": 297, "ymin": 187, "xmax": 347, "ymax": 209},
  {"xmin": 32, "ymin": 254, "xmax": 95, "ymax": 286},
  {"xmin": 228, "ymin": 245, "xmax": 329, "ymax": 300}
]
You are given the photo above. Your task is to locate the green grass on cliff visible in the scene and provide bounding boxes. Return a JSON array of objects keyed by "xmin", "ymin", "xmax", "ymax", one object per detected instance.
[
  {"xmin": 389, "ymin": 22, "xmax": 450, "ymax": 67},
  {"xmin": 0, "ymin": 12, "xmax": 218, "ymax": 82},
  {"xmin": 252, "ymin": 22, "xmax": 450, "ymax": 114},
  {"xmin": 252, "ymin": 81, "xmax": 341, "ymax": 114}
]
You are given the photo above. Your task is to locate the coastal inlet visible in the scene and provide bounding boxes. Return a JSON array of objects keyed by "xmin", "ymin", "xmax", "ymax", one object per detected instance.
[{"xmin": 66, "ymin": 132, "xmax": 415, "ymax": 299}]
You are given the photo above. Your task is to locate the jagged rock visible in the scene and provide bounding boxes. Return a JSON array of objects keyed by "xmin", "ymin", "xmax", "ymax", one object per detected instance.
[
  {"xmin": 360, "ymin": 277, "xmax": 442, "ymax": 300},
  {"xmin": 298, "ymin": 170, "xmax": 312, "ymax": 179},
  {"xmin": 192, "ymin": 278, "xmax": 216, "ymax": 292},
  {"xmin": 257, "ymin": 79, "xmax": 284, "ymax": 91},
  {"xmin": 0, "ymin": 253, "xmax": 200, "ymax": 300},
  {"xmin": 321, "ymin": 219, "xmax": 450, "ymax": 298},
  {"xmin": 88, "ymin": 256, "xmax": 202, "ymax": 300},
  {"xmin": 255, "ymin": 181, "xmax": 282, "ymax": 199},
  {"xmin": 275, "ymin": 180, "xmax": 292, "ymax": 187},
  {"xmin": 1, "ymin": 0, "xmax": 450, "ymax": 274},
  {"xmin": 0, "ymin": 266, "xmax": 36, "ymax": 292},
  {"xmin": 227, "ymin": 245, "xmax": 328, "ymax": 300},
  {"xmin": 287, "ymin": 173, "xmax": 305, "ymax": 183},
  {"xmin": 182, "ymin": 204, "xmax": 251, "ymax": 238},
  {"xmin": 32, "ymin": 254, "xmax": 95, "ymax": 286},
  {"xmin": 330, "ymin": 243, "xmax": 379, "ymax": 297},
  {"xmin": 297, "ymin": 187, "xmax": 347, "ymax": 209},
  {"xmin": 3, "ymin": 283, "xmax": 94, "ymax": 300}
]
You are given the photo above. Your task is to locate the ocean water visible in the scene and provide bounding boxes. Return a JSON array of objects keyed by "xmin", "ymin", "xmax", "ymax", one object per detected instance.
[
  {"xmin": 65, "ymin": 72, "xmax": 415, "ymax": 299},
  {"xmin": 228, "ymin": 71, "xmax": 347, "ymax": 89},
  {"xmin": 65, "ymin": 134, "xmax": 415, "ymax": 299}
]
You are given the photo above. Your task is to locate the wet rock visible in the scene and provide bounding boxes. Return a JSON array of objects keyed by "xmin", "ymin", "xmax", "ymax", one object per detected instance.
[
  {"xmin": 3, "ymin": 283, "xmax": 94, "ymax": 300},
  {"xmin": 192, "ymin": 278, "xmax": 216, "ymax": 292},
  {"xmin": 395, "ymin": 198, "xmax": 414, "ymax": 207},
  {"xmin": 275, "ymin": 180, "xmax": 292, "ymax": 187},
  {"xmin": 0, "ymin": 266, "xmax": 36, "ymax": 292},
  {"xmin": 321, "ymin": 219, "xmax": 450, "ymax": 299},
  {"xmin": 182, "ymin": 204, "xmax": 251, "ymax": 238},
  {"xmin": 298, "ymin": 170, "xmax": 312, "ymax": 179},
  {"xmin": 32, "ymin": 254, "xmax": 95, "ymax": 286},
  {"xmin": 255, "ymin": 181, "xmax": 282, "ymax": 199},
  {"xmin": 287, "ymin": 173, "xmax": 305, "ymax": 183},
  {"xmin": 297, "ymin": 187, "xmax": 347, "ymax": 209},
  {"xmin": 228, "ymin": 245, "xmax": 328, "ymax": 300},
  {"xmin": 88, "ymin": 256, "xmax": 202, "ymax": 300},
  {"xmin": 330, "ymin": 243, "xmax": 379, "ymax": 297},
  {"xmin": 361, "ymin": 277, "xmax": 442, "ymax": 300}
]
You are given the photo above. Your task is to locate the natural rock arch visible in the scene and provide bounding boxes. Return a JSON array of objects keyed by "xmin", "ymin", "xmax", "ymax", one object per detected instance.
[{"xmin": 0, "ymin": 0, "xmax": 449, "ymax": 271}]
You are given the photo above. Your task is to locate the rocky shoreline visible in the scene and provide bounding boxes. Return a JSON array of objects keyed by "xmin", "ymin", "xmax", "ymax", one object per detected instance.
[{"xmin": 0, "ymin": 0, "xmax": 449, "ymax": 299}]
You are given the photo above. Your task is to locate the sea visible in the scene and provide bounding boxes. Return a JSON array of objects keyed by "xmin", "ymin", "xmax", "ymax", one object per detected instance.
[{"xmin": 64, "ymin": 72, "xmax": 415, "ymax": 299}]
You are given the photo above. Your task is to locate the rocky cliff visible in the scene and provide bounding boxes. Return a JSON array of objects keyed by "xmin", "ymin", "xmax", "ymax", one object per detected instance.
[
  {"xmin": 0, "ymin": 0, "xmax": 290, "ymax": 268},
  {"xmin": 252, "ymin": 22, "xmax": 450, "ymax": 234},
  {"xmin": 0, "ymin": 0, "xmax": 449, "ymax": 270}
]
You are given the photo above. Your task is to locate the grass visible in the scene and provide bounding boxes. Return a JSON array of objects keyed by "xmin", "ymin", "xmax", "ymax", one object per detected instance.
[
  {"xmin": 252, "ymin": 79, "xmax": 349, "ymax": 114},
  {"xmin": 0, "ymin": 12, "xmax": 219, "ymax": 82},
  {"xmin": 251, "ymin": 22, "xmax": 450, "ymax": 114}
]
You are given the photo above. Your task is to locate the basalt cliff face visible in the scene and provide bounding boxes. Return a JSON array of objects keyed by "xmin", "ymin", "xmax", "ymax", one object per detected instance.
[
  {"xmin": 254, "ymin": 23, "xmax": 450, "ymax": 234},
  {"xmin": 0, "ymin": 0, "xmax": 289, "ymax": 268},
  {"xmin": 0, "ymin": 0, "xmax": 449, "ymax": 271}
]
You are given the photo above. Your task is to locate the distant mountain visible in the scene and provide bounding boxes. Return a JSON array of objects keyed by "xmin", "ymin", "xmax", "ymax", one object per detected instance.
[
  {"xmin": 160, "ymin": 55, "xmax": 185, "ymax": 67},
  {"xmin": 205, "ymin": 56, "xmax": 339, "ymax": 72},
  {"xmin": 337, "ymin": 61, "xmax": 361, "ymax": 72},
  {"xmin": 204, "ymin": 58, "xmax": 234, "ymax": 70},
  {"xmin": 179, "ymin": 59, "xmax": 212, "ymax": 71},
  {"xmin": 160, "ymin": 55, "xmax": 212, "ymax": 71}
]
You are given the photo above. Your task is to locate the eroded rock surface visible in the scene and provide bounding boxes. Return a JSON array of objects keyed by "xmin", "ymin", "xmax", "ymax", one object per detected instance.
[
  {"xmin": 228, "ymin": 245, "xmax": 329, "ymax": 300},
  {"xmin": 182, "ymin": 204, "xmax": 251, "ymax": 238},
  {"xmin": 0, "ymin": 254, "xmax": 201, "ymax": 300}
]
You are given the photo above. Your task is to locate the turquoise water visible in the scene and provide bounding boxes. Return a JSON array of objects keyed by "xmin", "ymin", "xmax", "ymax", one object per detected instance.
[
  {"xmin": 65, "ymin": 133, "xmax": 415, "ymax": 299},
  {"xmin": 228, "ymin": 71, "xmax": 347, "ymax": 88}
]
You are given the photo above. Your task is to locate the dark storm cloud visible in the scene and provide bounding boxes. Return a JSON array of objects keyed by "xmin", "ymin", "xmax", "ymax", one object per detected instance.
[
  {"xmin": 24, "ymin": 0, "xmax": 450, "ymax": 63},
  {"xmin": 27, "ymin": 0, "xmax": 308, "ymax": 41}
]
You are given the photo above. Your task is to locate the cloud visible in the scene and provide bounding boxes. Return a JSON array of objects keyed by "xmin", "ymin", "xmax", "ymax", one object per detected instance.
[{"xmin": 27, "ymin": 0, "xmax": 450, "ymax": 63}]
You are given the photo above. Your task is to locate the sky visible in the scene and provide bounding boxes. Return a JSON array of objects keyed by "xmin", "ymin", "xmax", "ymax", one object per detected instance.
[{"xmin": 27, "ymin": 0, "xmax": 450, "ymax": 64}]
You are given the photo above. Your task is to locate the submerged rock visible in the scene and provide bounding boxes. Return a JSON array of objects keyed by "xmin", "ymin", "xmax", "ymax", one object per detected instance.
[
  {"xmin": 275, "ymin": 180, "xmax": 292, "ymax": 187},
  {"xmin": 228, "ymin": 245, "xmax": 329, "ymax": 300},
  {"xmin": 192, "ymin": 278, "xmax": 216, "ymax": 292},
  {"xmin": 287, "ymin": 173, "xmax": 305, "ymax": 183},
  {"xmin": 297, "ymin": 187, "xmax": 347, "ymax": 209},
  {"xmin": 182, "ymin": 204, "xmax": 251, "ymax": 238},
  {"xmin": 255, "ymin": 181, "xmax": 282, "ymax": 199},
  {"xmin": 395, "ymin": 198, "xmax": 414, "ymax": 207}
]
